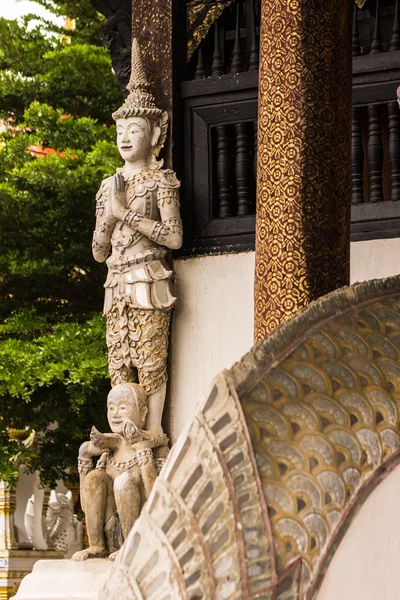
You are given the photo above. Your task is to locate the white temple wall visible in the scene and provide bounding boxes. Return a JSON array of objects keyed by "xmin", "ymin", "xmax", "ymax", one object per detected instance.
[
  {"xmin": 316, "ymin": 462, "xmax": 400, "ymax": 600},
  {"xmin": 167, "ymin": 252, "xmax": 255, "ymax": 441},
  {"xmin": 168, "ymin": 238, "xmax": 400, "ymax": 441},
  {"xmin": 14, "ymin": 470, "xmax": 68, "ymax": 549},
  {"xmin": 350, "ymin": 237, "xmax": 400, "ymax": 282},
  {"xmin": 14, "ymin": 470, "xmax": 38, "ymax": 547}
]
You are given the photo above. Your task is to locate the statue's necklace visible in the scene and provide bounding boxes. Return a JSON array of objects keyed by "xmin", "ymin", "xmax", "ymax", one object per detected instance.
[{"xmin": 108, "ymin": 454, "xmax": 138, "ymax": 471}]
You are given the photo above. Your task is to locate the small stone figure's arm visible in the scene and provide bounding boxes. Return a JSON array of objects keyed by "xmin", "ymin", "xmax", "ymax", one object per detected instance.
[
  {"xmin": 111, "ymin": 173, "xmax": 183, "ymax": 250},
  {"xmin": 78, "ymin": 430, "xmax": 122, "ymax": 513},
  {"xmin": 122, "ymin": 420, "xmax": 168, "ymax": 448},
  {"xmin": 77, "ymin": 441, "xmax": 102, "ymax": 513},
  {"xmin": 92, "ymin": 180, "xmax": 116, "ymax": 263},
  {"xmin": 134, "ymin": 442, "xmax": 157, "ymax": 500},
  {"xmin": 121, "ymin": 421, "xmax": 165, "ymax": 499}
]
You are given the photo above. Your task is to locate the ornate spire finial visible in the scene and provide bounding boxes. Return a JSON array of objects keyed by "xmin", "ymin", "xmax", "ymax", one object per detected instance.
[
  {"xmin": 127, "ymin": 38, "xmax": 149, "ymax": 93},
  {"xmin": 112, "ymin": 38, "xmax": 163, "ymax": 121}
]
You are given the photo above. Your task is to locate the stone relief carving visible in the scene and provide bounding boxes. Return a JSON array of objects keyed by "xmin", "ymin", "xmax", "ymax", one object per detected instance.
[
  {"xmin": 25, "ymin": 491, "xmax": 83, "ymax": 558},
  {"xmin": 100, "ymin": 275, "xmax": 400, "ymax": 599}
]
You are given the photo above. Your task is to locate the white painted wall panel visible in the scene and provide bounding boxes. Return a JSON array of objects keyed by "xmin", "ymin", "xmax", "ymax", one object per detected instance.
[
  {"xmin": 168, "ymin": 252, "xmax": 255, "ymax": 441},
  {"xmin": 350, "ymin": 238, "xmax": 400, "ymax": 283},
  {"xmin": 317, "ymin": 463, "xmax": 400, "ymax": 600}
]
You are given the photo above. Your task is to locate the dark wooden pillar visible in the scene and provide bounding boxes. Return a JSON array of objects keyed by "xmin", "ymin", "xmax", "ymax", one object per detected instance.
[
  {"xmin": 254, "ymin": 0, "xmax": 353, "ymax": 342},
  {"xmin": 132, "ymin": 0, "xmax": 186, "ymax": 167}
]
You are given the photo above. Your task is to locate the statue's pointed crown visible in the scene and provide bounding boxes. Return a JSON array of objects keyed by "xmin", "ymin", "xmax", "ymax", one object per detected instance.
[{"xmin": 112, "ymin": 38, "xmax": 163, "ymax": 120}]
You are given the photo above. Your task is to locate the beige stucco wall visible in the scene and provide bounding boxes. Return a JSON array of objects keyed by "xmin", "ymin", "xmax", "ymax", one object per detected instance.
[
  {"xmin": 350, "ymin": 237, "xmax": 400, "ymax": 282},
  {"xmin": 168, "ymin": 238, "xmax": 400, "ymax": 441},
  {"xmin": 317, "ymin": 463, "xmax": 400, "ymax": 599},
  {"xmin": 168, "ymin": 252, "xmax": 255, "ymax": 441}
]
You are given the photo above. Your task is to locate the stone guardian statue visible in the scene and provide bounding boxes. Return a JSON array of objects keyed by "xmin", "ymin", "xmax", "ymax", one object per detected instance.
[
  {"xmin": 92, "ymin": 38, "xmax": 182, "ymax": 438},
  {"xmin": 72, "ymin": 383, "xmax": 164, "ymax": 560},
  {"xmin": 25, "ymin": 490, "xmax": 83, "ymax": 558}
]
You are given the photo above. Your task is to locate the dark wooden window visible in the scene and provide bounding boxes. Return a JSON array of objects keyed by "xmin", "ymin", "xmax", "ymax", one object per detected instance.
[{"xmin": 180, "ymin": 0, "xmax": 400, "ymax": 254}]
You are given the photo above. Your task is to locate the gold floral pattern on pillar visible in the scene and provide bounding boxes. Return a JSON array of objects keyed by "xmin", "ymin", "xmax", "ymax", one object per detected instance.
[
  {"xmin": 255, "ymin": 0, "xmax": 352, "ymax": 341},
  {"xmin": 131, "ymin": 0, "xmax": 172, "ymax": 119},
  {"xmin": 101, "ymin": 277, "xmax": 400, "ymax": 599},
  {"xmin": 186, "ymin": 1, "xmax": 362, "ymax": 62}
]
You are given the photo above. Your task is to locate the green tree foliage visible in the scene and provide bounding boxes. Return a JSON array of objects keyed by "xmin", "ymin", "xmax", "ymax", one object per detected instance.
[{"xmin": 0, "ymin": 0, "xmax": 124, "ymax": 486}]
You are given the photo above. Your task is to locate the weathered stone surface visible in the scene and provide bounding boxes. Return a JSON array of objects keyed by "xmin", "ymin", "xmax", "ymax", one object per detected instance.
[
  {"xmin": 12, "ymin": 558, "xmax": 112, "ymax": 599},
  {"xmin": 72, "ymin": 383, "xmax": 163, "ymax": 561},
  {"xmin": 74, "ymin": 38, "xmax": 183, "ymax": 564},
  {"xmin": 93, "ymin": 38, "xmax": 182, "ymax": 434}
]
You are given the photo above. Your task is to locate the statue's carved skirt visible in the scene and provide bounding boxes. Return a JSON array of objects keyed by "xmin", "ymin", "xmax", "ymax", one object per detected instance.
[
  {"xmin": 103, "ymin": 258, "xmax": 176, "ymax": 314},
  {"xmin": 106, "ymin": 302, "xmax": 171, "ymax": 395}
]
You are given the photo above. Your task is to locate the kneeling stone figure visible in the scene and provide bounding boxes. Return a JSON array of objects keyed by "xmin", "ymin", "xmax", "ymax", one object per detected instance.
[{"xmin": 72, "ymin": 383, "xmax": 165, "ymax": 561}]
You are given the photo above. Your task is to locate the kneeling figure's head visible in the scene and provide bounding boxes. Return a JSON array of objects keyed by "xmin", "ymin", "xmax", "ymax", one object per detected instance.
[{"xmin": 107, "ymin": 383, "xmax": 147, "ymax": 434}]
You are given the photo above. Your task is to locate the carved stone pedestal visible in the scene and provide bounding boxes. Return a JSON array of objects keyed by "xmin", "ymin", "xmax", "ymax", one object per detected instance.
[
  {"xmin": 11, "ymin": 559, "xmax": 112, "ymax": 600},
  {"xmin": 0, "ymin": 550, "xmax": 62, "ymax": 600}
]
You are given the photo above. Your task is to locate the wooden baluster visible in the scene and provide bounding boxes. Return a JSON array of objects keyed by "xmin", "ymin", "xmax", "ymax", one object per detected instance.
[
  {"xmin": 248, "ymin": 0, "xmax": 259, "ymax": 70},
  {"xmin": 216, "ymin": 125, "xmax": 232, "ymax": 217},
  {"xmin": 368, "ymin": 104, "xmax": 384, "ymax": 202},
  {"xmin": 235, "ymin": 122, "xmax": 251, "ymax": 216},
  {"xmin": 352, "ymin": 4, "xmax": 361, "ymax": 56},
  {"xmin": 194, "ymin": 46, "xmax": 205, "ymax": 79},
  {"xmin": 211, "ymin": 20, "xmax": 224, "ymax": 76},
  {"xmin": 388, "ymin": 101, "xmax": 400, "ymax": 201},
  {"xmin": 370, "ymin": 0, "xmax": 382, "ymax": 54},
  {"xmin": 390, "ymin": 0, "xmax": 400, "ymax": 51},
  {"xmin": 352, "ymin": 107, "xmax": 364, "ymax": 205},
  {"xmin": 231, "ymin": 1, "xmax": 243, "ymax": 74}
]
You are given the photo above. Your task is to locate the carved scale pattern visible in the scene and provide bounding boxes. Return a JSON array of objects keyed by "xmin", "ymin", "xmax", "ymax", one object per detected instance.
[
  {"xmin": 101, "ymin": 276, "xmax": 400, "ymax": 599},
  {"xmin": 242, "ymin": 296, "xmax": 400, "ymax": 596}
]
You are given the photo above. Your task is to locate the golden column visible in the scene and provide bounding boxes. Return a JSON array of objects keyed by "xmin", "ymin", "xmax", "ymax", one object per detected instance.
[{"xmin": 254, "ymin": 0, "xmax": 353, "ymax": 342}]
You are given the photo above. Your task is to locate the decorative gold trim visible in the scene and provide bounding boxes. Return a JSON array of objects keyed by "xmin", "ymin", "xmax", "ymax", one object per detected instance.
[
  {"xmin": 0, "ymin": 588, "xmax": 16, "ymax": 600},
  {"xmin": 187, "ymin": 0, "xmax": 233, "ymax": 61},
  {"xmin": 186, "ymin": 0, "xmax": 365, "ymax": 63},
  {"xmin": 0, "ymin": 573, "xmax": 29, "ymax": 580}
]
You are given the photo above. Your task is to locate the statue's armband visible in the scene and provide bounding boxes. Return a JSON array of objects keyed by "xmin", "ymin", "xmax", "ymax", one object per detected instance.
[
  {"xmin": 157, "ymin": 187, "xmax": 180, "ymax": 210},
  {"xmin": 93, "ymin": 180, "xmax": 114, "ymax": 261}
]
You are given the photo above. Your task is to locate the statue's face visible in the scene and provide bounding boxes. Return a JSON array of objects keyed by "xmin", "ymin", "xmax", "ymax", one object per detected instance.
[
  {"xmin": 107, "ymin": 392, "xmax": 142, "ymax": 434},
  {"xmin": 116, "ymin": 116, "xmax": 152, "ymax": 163}
]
